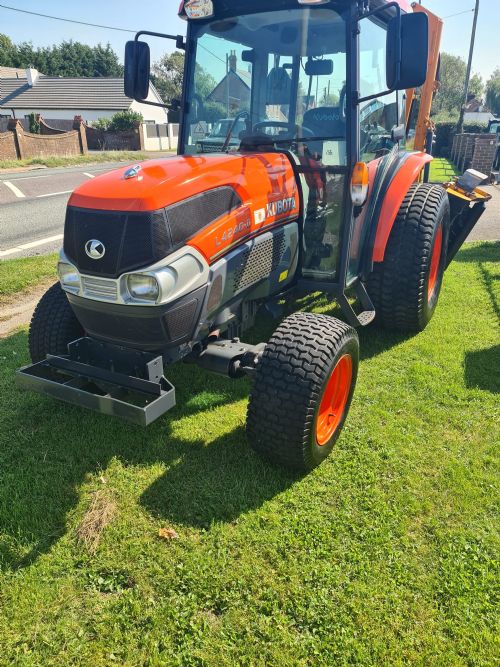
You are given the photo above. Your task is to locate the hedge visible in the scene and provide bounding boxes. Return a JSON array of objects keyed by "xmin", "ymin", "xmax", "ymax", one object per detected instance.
[{"xmin": 434, "ymin": 121, "xmax": 488, "ymax": 157}]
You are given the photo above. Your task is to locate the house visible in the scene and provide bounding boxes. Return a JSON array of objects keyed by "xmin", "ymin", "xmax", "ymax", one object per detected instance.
[
  {"xmin": 0, "ymin": 67, "xmax": 168, "ymax": 125},
  {"xmin": 464, "ymin": 95, "xmax": 494, "ymax": 124},
  {"xmin": 207, "ymin": 52, "xmax": 251, "ymax": 113}
]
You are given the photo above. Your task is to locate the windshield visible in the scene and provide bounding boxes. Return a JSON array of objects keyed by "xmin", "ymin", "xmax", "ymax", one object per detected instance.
[{"xmin": 182, "ymin": 7, "xmax": 347, "ymax": 164}]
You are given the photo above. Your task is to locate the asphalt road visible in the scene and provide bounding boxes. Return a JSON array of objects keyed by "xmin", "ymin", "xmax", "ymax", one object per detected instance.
[
  {"xmin": 0, "ymin": 163, "xmax": 498, "ymax": 260},
  {"xmin": 0, "ymin": 162, "xmax": 134, "ymax": 258}
]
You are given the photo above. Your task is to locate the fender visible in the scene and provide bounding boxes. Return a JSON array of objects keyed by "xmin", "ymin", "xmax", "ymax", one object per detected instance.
[{"xmin": 372, "ymin": 151, "xmax": 433, "ymax": 263}]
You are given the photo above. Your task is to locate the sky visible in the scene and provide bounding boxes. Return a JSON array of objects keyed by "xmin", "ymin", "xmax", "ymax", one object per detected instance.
[{"xmin": 0, "ymin": 0, "xmax": 498, "ymax": 83}]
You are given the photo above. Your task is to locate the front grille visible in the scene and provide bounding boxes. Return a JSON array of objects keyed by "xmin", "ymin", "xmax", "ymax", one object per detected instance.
[
  {"xmin": 234, "ymin": 230, "xmax": 286, "ymax": 292},
  {"xmin": 64, "ymin": 186, "xmax": 242, "ymax": 279},
  {"xmin": 64, "ymin": 208, "xmax": 172, "ymax": 279},
  {"xmin": 81, "ymin": 276, "xmax": 118, "ymax": 301}
]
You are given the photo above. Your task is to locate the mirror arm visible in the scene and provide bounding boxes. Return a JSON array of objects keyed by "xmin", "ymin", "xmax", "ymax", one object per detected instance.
[
  {"xmin": 135, "ymin": 30, "xmax": 186, "ymax": 51},
  {"xmin": 357, "ymin": 89, "xmax": 393, "ymax": 104}
]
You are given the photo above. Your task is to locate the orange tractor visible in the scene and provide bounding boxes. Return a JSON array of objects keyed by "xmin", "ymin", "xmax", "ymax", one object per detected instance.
[{"xmin": 18, "ymin": 0, "xmax": 490, "ymax": 471}]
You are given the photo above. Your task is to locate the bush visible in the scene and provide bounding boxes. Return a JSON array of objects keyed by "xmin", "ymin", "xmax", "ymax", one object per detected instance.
[
  {"xmin": 108, "ymin": 110, "xmax": 143, "ymax": 132},
  {"xmin": 92, "ymin": 117, "xmax": 111, "ymax": 131},
  {"xmin": 27, "ymin": 112, "xmax": 40, "ymax": 134}
]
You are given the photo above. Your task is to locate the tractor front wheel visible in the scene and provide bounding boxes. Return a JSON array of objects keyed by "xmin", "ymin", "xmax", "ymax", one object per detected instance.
[
  {"xmin": 367, "ymin": 183, "xmax": 450, "ymax": 332},
  {"xmin": 246, "ymin": 312, "xmax": 359, "ymax": 471},
  {"xmin": 29, "ymin": 283, "xmax": 84, "ymax": 363}
]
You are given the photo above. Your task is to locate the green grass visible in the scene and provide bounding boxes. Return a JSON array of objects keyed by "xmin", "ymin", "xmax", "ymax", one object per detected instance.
[
  {"xmin": 0, "ymin": 253, "xmax": 58, "ymax": 299},
  {"xmin": 429, "ymin": 157, "xmax": 459, "ymax": 183},
  {"xmin": 0, "ymin": 152, "xmax": 150, "ymax": 170},
  {"xmin": 0, "ymin": 243, "xmax": 498, "ymax": 666}
]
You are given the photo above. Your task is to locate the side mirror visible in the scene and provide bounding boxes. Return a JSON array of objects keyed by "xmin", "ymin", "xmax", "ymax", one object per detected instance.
[
  {"xmin": 387, "ymin": 12, "xmax": 429, "ymax": 89},
  {"xmin": 124, "ymin": 41, "xmax": 151, "ymax": 101}
]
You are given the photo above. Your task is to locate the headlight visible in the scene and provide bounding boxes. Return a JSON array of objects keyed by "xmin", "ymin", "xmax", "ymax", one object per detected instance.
[
  {"xmin": 58, "ymin": 262, "xmax": 80, "ymax": 291},
  {"xmin": 127, "ymin": 274, "xmax": 159, "ymax": 301}
]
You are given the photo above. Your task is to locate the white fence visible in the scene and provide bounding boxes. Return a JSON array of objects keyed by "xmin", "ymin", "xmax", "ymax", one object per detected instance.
[{"xmin": 142, "ymin": 123, "xmax": 179, "ymax": 151}]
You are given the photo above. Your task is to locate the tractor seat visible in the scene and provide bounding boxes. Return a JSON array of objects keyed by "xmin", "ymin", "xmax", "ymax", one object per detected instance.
[{"xmin": 302, "ymin": 107, "xmax": 346, "ymax": 157}]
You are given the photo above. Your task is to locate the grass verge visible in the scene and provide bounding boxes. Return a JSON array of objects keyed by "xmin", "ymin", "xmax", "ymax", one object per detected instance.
[
  {"xmin": 0, "ymin": 152, "xmax": 150, "ymax": 170},
  {"xmin": 0, "ymin": 253, "xmax": 57, "ymax": 299},
  {"xmin": 0, "ymin": 242, "xmax": 498, "ymax": 666}
]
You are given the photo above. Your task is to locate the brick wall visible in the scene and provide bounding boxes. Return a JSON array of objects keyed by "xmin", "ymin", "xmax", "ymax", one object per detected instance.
[
  {"xmin": 0, "ymin": 117, "xmax": 87, "ymax": 160},
  {"xmin": 471, "ymin": 135, "xmax": 497, "ymax": 174},
  {"xmin": 0, "ymin": 131, "xmax": 17, "ymax": 160},
  {"xmin": 451, "ymin": 132, "xmax": 497, "ymax": 176}
]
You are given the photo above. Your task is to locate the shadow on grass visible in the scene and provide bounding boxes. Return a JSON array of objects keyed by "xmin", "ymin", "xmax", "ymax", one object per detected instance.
[{"xmin": 464, "ymin": 344, "xmax": 500, "ymax": 393}]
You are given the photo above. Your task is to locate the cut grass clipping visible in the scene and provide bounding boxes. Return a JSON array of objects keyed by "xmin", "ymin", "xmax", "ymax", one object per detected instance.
[
  {"xmin": 75, "ymin": 490, "xmax": 116, "ymax": 555},
  {"xmin": 0, "ymin": 242, "xmax": 498, "ymax": 666}
]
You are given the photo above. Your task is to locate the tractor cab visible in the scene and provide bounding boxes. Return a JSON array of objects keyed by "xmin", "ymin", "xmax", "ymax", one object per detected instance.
[{"xmin": 125, "ymin": 0, "xmax": 428, "ymax": 294}]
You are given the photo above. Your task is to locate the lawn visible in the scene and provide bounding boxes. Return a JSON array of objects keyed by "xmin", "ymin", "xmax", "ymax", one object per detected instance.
[
  {"xmin": 429, "ymin": 157, "xmax": 459, "ymax": 183},
  {"xmin": 0, "ymin": 243, "xmax": 498, "ymax": 666}
]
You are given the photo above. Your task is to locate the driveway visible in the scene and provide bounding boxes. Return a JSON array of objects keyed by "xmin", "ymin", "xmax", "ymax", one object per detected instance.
[{"xmin": 467, "ymin": 184, "xmax": 500, "ymax": 242}]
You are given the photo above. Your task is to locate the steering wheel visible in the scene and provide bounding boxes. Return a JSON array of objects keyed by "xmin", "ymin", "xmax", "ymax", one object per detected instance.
[{"xmin": 251, "ymin": 121, "xmax": 315, "ymax": 149}]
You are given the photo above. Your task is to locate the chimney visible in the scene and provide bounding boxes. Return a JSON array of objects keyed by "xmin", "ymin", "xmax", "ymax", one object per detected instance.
[
  {"xmin": 228, "ymin": 51, "xmax": 237, "ymax": 73},
  {"xmin": 26, "ymin": 67, "xmax": 39, "ymax": 87}
]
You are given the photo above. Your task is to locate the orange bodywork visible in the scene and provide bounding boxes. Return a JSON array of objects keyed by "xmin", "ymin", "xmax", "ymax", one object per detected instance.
[
  {"xmin": 406, "ymin": 4, "xmax": 443, "ymax": 152},
  {"xmin": 372, "ymin": 152, "xmax": 432, "ymax": 263},
  {"xmin": 69, "ymin": 153, "xmax": 300, "ymax": 263}
]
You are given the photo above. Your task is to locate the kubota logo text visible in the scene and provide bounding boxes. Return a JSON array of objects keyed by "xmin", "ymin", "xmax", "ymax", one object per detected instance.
[{"xmin": 254, "ymin": 196, "xmax": 296, "ymax": 225}]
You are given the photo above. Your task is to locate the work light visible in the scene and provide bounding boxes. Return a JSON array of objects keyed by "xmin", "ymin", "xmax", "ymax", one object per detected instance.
[
  {"xmin": 57, "ymin": 262, "xmax": 80, "ymax": 293},
  {"xmin": 127, "ymin": 274, "xmax": 160, "ymax": 301}
]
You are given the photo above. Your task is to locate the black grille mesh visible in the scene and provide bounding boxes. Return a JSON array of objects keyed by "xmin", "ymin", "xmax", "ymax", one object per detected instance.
[
  {"xmin": 234, "ymin": 231, "xmax": 286, "ymax": 292},
  {"xmin": 64, "ymin": 208, "xmax": 172, "ymax": 278},
  {"xmin": 167, "ymin": 187, "xmax": 242, "ymax": 247},
  {"xmin": 64, "ymin": 186, "xmax": 241, "ymax": 278}
]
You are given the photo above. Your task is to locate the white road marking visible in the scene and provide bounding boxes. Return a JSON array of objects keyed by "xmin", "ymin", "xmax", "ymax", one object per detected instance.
[
  {"xmin": 3, "ymin": 180, "xmax": 26, "ymax": 198},
  {"xmin": 83, "ymin": 172, "xmax": 95, "ymax": 178},
  {"xmin": 37, "ymin": 190, "xmax": 73, "ymax": 198},
  {"xmin": 3, "ymin": 174, "xmax": 51, "ymax": 181},
  {"xmin": 0, "ymin": 234, "xmax": 63, "ymax": 258}
]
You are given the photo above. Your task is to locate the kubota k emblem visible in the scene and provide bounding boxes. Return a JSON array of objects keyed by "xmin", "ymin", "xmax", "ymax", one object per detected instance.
[{"xmin": 85, "ymin": 239, "xmax": 106, "ymax": 260}]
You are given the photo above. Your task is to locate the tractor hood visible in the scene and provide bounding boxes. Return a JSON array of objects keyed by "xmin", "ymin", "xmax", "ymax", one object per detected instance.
[
  {"xmin": 64, "ymin": 153, "xmax": 300, "ymax": 275},
  {"xmin": 68, "ymin": 154, "xmax": 297, "ymax": 213}
]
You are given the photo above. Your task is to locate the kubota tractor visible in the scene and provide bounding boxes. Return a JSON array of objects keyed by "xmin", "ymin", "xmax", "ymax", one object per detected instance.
[{"xmin": 18, "ymin": 0, "xmax": 491, "ymax": 471}]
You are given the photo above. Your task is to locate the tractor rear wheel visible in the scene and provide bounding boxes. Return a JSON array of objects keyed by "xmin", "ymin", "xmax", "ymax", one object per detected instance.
[
  {"xmin": 29, "ymin": 283, "xmax": 84, "ymax": 363},
  {"xmin": 367, "ymin": 183, "xmax": 450, "ymax": 332},
  {"xmin": 246, "ymin": 312, "xmax": 359, "ymax": 471}
]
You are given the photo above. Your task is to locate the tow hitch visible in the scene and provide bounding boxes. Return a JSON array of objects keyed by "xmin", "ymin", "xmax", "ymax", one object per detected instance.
[{"xmin": 16, "ymin": 338, "xmax": 176, "ymax": 426}]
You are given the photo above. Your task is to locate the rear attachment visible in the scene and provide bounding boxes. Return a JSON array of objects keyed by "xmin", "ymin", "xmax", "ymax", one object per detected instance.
[
  {"xmin": 16, "ymin": 338, "xmax": 176, "ymax": 426},
  {"xmin": 444, "ymin": 169, "xmax": 492, "ymax": 267}
]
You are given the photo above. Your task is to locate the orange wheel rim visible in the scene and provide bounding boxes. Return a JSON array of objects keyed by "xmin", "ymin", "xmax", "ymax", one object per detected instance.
[
  {"xmin": 316, "ymin": 354, "xmax": 353, "ymax": 446},
  {"xmin": 428, "ymin": 224, "xmax": 443, "ymax": 301}
]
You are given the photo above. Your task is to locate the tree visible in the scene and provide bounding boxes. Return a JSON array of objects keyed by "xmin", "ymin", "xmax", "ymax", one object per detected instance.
[
  {"xmin": 486, "ymin": 67, "xmax": 500, "ymax": 116},
  {"xmin": 0, "ymin": 37, "xmax": 123, "ymax": 77},
  {"xmin": 151, "ymin": 52, "xmax": 185, "ymax": 102},
  {"xmin": 432, "ymin": 53, "xmax": 483, "ymax": 119},
  {"xmin": 0, "ymin": 34, "xmax": 14, "ymax": 66}
]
